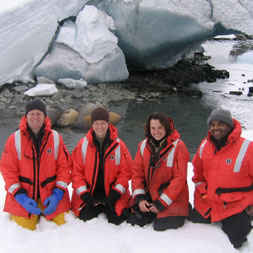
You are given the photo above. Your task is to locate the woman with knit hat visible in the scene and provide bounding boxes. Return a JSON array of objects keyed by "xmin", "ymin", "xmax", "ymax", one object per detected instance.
[
  {"xmin": 71, "ymin": 107, "xmax": 132, "ymax": 225},
  {"xmin": 128, "ymin": 112, "xmax": 190, "ymax": 231},
  {"xmin": 189, "ymin": 108, "xmax": 253, "ymax": 249},
  {"xmin": 0, "ymin": 99, "xmax": 72, "ymax": 230}
]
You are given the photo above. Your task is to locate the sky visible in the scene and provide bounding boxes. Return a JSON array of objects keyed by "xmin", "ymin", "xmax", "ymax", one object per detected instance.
[{"xmin": 0, "ymin": 129, "xmax": 252, "ymax": 253}]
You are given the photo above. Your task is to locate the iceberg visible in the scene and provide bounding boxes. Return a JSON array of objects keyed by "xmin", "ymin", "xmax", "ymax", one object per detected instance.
[
  {"xmin": 92, "ymin": 0, "xmax": 253, "ymax": 69},
  {"xmin": 0, "ymin": 0, "xmax": 88, "ymax": 86},
  {"xmin": 34, "ymin": 5, "xmax": 129, "ymax": 83},
  {"xmin": 0, "ymin": 0, "xmax": 253, "ymax": 86}
]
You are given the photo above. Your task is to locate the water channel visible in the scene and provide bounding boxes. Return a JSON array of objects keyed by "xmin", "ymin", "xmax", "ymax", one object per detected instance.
[{"xmin": 0, "ymin": 39, "xmax": 252, "ymax": 159}]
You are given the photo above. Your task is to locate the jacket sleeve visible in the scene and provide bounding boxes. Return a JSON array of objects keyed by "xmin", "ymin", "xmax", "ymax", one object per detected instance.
[
  {"xmin": 0, "ymin": 134, "xmax": 22, "ymax": 195},
  {"xmin": 55, "ymin": 134, "xmax": 72, "ymax": 191},
  {"xmin": 71, "ymin": 139, "xmax": 89, "ymax": 196},
  {"xmin": 111, "ymin": 141, "xmax": 132, "ymax": 195},
  {"xmin": 158, "ymin": 140, "xmax": 189, "ymax": 207},
  {"xmin": 192, "ymin": 140, "xmax": 207, "ymax": 185},
  {"xmin": 131, "ymin": 142, "xmax": 146, "ymax": 200}
]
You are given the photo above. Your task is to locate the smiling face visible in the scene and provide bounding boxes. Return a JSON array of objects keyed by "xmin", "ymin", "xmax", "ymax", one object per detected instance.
[
  {"xmin": 150, "ymin": 119, "xmax": 166, "ymax": 141},
  {"xmin": 209, "ymin": 120, "xmax": 232, "ymax": 141},
  {"xmin": 26, "ymin": 109, "xmax": 45, "ymax": 135},
  {"xmin": 93, "ymin": 120, "xmax": 109, "ymax": 139}
]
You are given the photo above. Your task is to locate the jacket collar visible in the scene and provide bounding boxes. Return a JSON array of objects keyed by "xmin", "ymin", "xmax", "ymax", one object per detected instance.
[{"xmin": 19, "ymin": 115, "xmax": 52, "ymax": 134}]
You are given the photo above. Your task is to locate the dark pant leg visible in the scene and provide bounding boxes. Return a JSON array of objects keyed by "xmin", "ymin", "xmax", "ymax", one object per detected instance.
[
  {"xmin": 188, "ymin": 207, "xmax": 211, "ymax": 224},
  {"xmin": 78, "ymin": 204, "xmax": 104, "ymax": 221},
  {"xmin": 154, "ymin": 216, "xmax": 186, "ymax": 231},
  {"xmin": 221, "ymin": 211, "xmax": 252, "ymax": 249},
  {"xmin": 104, "ymin": 206, "xmax": 127, "ymax": 225},
  {"xmin": 127, "ymin": 203, "xmax": 155, "ymax": 227}
]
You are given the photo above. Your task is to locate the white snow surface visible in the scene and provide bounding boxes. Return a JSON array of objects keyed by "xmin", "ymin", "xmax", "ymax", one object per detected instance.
[{"xmin": 0, "ymin": 130, "xmax": 253, "ymax": 253}]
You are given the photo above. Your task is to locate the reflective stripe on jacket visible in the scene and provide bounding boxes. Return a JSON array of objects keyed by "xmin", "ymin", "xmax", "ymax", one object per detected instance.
[
  {"xmin": 0, "ymin": 116, "xmax": 72, "ymax": 219},
  {"xmin": 192, "ymin": 119, "xmax": 253, "ymax": 222},
  {"xmin": 71, "ymin": 124, "xmax": 132, "ymax": 217},
  {"xmin": 131, "ymin": 119, "xmax": 190, "ymax": 218}
]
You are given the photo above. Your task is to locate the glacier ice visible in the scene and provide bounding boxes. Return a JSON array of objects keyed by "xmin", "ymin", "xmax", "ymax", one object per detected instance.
[{"xmin": 1, "ymin": 0, "xmax": 253, "ymax": 86}]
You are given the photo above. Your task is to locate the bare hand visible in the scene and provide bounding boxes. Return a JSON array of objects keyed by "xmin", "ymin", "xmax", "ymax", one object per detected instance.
[
  {"xmin": 149, "ymin": 204, "xmax": 159, "ymax": 213},
  {"xmin": 139, "ymin": 200, "xmax": 152, "ymax": 212},
  {"xmin": 246, "ymin": 205, "xmax": 253, "ymax": 216}
]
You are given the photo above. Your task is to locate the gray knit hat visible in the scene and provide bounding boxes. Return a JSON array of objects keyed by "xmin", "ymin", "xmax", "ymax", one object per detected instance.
[
  {"xmin": 207, "ymin": 109, "xmax": 234, "ymax": 128},
  {"xmin": 91, "ymin": 107, "xmax": 109, "ymax": 124}
]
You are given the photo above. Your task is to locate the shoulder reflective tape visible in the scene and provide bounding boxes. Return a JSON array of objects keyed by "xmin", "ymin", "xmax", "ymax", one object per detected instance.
[
  {"xmin": 160, "ymin": 193, "xmax": 172, "ymax": 206},
  {"xmin": 115, "ymin": 184, "xmax": 125, "ymax": 194},
  {"xmin": 56, "ymin": 181, "xmax": 68, "ymax": 189},
  {"xmin": 140, "ymin": 139, "xmax": 147, "ymax": 157},
  {"xmin": 15, "ymin": 130, "xmax": 21, "ymax": 160},
  {"xmin": 233, "ymin": 140, "xmax": 250, "ymax": 173},
  {"xmin": 132, "ymin": 189, "xmax": 145, "ymax": 198},
  {"xmin": 76, "ymin": 185, "xmax": 87, "ymax": 195},
  {"xmin": 52, "ymin": 130, "xmax": 59, "ymax": 160},
  {"xmin": 199, "ymin": 139, "xmax": 208, "ymax": 159},
  {"xmin": 115, "ymin": 138, "xmax": 121, "ymax": 165},
  {"xmin": 81, "ymin": 137, "xmax": 88, "ymax": 164},
  {"xmin": 166, "ymin": 139, "xmax": 179, "ymax": 167},
  {"xmin": 8, "ymin": 183, "xmax": 20, "ymax": 194}
]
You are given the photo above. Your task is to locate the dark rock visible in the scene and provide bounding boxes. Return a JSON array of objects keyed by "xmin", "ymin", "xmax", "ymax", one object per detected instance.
[
  {"xmin": 247, "ymin": 86, "xmax": 253, "ymax": 96},
  {"xmin": 229, "ymin": 91, "xmax": 243, "ymax": 95}
]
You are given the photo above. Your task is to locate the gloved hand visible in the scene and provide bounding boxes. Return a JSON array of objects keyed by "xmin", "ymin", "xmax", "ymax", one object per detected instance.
[
  {"xmin": 15, "ymin": 193, "xmax": 41, "ymax": 215},
  {"xmin": 80, "ymin": 192, "xmax": 94, "ymax": 213},
  {"xmin": 196, "ymin": 182, "xmax": 207, "ymax": 199},
  {"xmin": 105, "ymin": 189, "xmax": 121, "ymax": 212},
  {"xmin": 43, "ymin": 188, "xmax": 64, "ymax": 215}
]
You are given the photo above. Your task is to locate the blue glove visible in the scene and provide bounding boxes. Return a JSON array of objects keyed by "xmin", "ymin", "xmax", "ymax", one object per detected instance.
[
  {"xmin": 15, "ymin": 193, "xmax": 41, "ymax": 215},
  {"xmin": 43, "ymin": 188, "xmax": 64, "ymax": 215}
]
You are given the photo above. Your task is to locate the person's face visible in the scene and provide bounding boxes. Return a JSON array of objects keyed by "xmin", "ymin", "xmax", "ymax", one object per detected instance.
[
  {"xmin": 150, "ymin": 119, "xmax": 166, "ymax": 141},
  {"xmin": 26, "ymin": 109, "xmax": 45, "ymax": 135},
  {"xmin": 93, "ymin": 120, "xmax": 109, "ymax": 139},
  {"xmin": 209, "ymin": 120, "xmax": 231, "ymax": 141}
]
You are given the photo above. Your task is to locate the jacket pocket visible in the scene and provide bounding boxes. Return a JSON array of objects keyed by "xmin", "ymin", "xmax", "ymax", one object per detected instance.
[
  {"xmin": 219, "ymin": 193, "xmax": 244, "ymax": 209},
  {"xmin": 40, "ymin": 175, "xmax": 57, "ymax": 190}
]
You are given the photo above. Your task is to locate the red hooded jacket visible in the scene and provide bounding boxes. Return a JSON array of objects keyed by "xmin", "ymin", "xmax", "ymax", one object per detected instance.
[
  {"xmin": 192, "ymin": 119, "xmax": 253, "ymax": 222},
  {"xmin": 71, "ymin": 124, "xmax": 132, "ymax": 217},
  {"xmin": 131, "ymin": 118, "xmax": 190, "ymax": 218},
  {"xmin": 0, "ymin": 116, "xmax": 72, "ymax": 220}
]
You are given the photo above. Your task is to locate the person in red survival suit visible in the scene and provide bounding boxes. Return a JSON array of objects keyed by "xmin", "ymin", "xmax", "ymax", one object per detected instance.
[
  {"xmin": 71, "ymin": 107, "xmax": 132, "ymax": 225},
  {"xmin": 127, "ymin": 112, "xmax": 190, "ymax": 231},
  {"xmin": 189, "ymin": 108, "xmax": 253, "ymax": 249},
  {"xmin": 0, "ymin": 99, "xmax": 72, "ymax": 230}
]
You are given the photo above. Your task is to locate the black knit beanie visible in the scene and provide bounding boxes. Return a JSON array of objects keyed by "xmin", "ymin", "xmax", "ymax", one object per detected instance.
[
  {"xmin": 91, "ymin": 107, "xmax": 109, "ymax": 124},
  {"xmin": 25, "ymin": 99, "xmax": 47, "ymax": 116}
]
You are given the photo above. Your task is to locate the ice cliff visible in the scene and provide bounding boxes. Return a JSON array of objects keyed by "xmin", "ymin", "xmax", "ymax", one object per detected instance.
[{"xmin": 0, "ymin": 0, "xmax": 253, "ymax": 86}]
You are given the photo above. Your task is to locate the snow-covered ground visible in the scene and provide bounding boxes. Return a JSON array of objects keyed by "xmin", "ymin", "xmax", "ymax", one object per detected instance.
[{"xmin": 0, "ymin": 130, "xmax": 252, "ymax": 253}]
